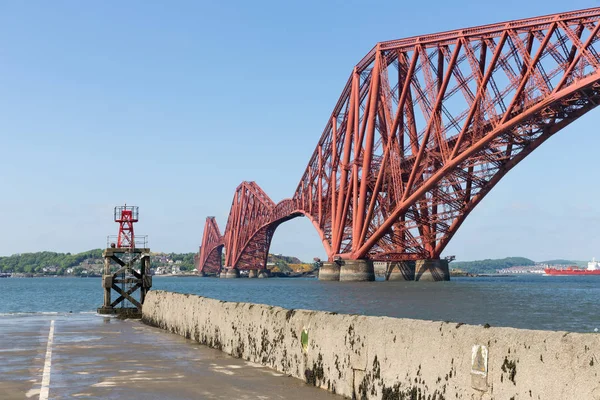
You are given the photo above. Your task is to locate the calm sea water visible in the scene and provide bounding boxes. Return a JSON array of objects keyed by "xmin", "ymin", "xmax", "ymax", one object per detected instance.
[{"xmin": 0, "ymin": 275, "xmax": 599, "ymax": 332}]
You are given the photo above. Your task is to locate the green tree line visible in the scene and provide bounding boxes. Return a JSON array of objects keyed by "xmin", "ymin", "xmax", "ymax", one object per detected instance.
[
  {"xmin": 0, "ymin": 249, "xmax": 197, "ymax": 274},
  {"xmin": 160, "ymin": 252, "xmax": 196, "ymax": 271},
  {"xmin": 450, "ymin": 257, "xmax": 535, "ymax": 274},
  {"xmin": 0, "ymin": 249, "xmax": 104, "ymax": 274}
]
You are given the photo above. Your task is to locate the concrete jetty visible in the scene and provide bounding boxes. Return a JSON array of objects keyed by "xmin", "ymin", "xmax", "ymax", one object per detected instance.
[
  {"xmin": 143, "ymin": 290, "xmax": 600, "ymax": 399},
  {"xmin": 0, "ymin": 314, "xmax": 340, "ymax": 399}
]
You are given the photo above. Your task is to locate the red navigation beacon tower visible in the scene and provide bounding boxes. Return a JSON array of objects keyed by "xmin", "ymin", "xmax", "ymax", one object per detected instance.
[
  {"xmin": 115, "ymin": 205, "xmax": 138, "ymax": 249},
  {"xmin": 98, "ymin": 204, "xmax": 151, "ymax": 317}
]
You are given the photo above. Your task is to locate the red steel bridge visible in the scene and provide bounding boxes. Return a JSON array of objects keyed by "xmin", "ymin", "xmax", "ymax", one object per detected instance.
[{"xmin": 197, "ymin": 7, "xmax": 600, "ymax": 279}]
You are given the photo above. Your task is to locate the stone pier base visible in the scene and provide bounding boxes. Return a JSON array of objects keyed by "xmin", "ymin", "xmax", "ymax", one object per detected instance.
[
  {"xmin": 318, "ymin": 262, "xmax": 340, "ymax": 281},
  {"xmin": 340, "ymin": 260, "xmax": 375, "ymax": 282},
  {"xmin": 248, "ymin": 269, "xmax": 258, "ymax": 278},
  {"xmin": 387, "ymin": 261, "xmax": 416, "ymax": 281},
  {"xmin": 257, "ymin": 269, "xmax": 269, "ymax": 279},
  {"xmin": 415, "ymin": 259, "xmax": 450, "ymax": 281},
  {"xmin": 221, "ymin": 268, "xmax": 240, "ymax": 279}
]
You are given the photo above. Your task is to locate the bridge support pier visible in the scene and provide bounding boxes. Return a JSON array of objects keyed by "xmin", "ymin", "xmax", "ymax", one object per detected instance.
[
  {"xmin": 257, "ymin": 269, "xmax": 269, "ymax": 279},
  {"xmin": 387, "ymin": 261, "xmax": 416, "ymax": 281},
  {"xmin": 414, "ymin": 259, "xmax": 450, "ymax": 281},
  {"xmin": 340, "ymin": 260, "xmax": 375, "ymax": 282},
  {"xmin": 248, "ymin": 269, "xmax": 258, "ymax": 278},
  {"xmin": 221, "ymin": 267, "xmax": 240, "ymax": 279},
  {"xmin": 318, "ymin": 262, "xmax": 340, "ymax": 281}
]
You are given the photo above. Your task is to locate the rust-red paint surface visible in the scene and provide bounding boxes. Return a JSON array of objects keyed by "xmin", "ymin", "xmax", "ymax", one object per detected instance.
[{"xmin": 198, "ymin": 8, "xmax": 600, "ymax": 273}]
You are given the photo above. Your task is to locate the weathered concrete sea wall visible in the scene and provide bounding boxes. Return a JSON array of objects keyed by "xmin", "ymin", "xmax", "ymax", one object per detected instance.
[{"xmin": 142, "ymin": 290, "xmax": 600, "ymax": 399}]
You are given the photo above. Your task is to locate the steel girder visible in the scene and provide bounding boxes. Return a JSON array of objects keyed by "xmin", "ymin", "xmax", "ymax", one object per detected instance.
[
  {"xmin": 222, "ymin": 182, "xmax": 277, "ymax": 270},
  {"xmin": 197, "ymin": 217, "xmax": 223, "ymax": 274},
  {"xmin": 198, "ymin": 7, "xmax": 600, "ymax": 269}
]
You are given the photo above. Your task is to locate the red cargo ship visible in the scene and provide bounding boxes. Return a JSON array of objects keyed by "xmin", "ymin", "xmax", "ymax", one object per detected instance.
[
  {"xmin": 544, "ymin": 258, "xmax": 600, "ymax": 275},
  {"xmin": 544, "ymin": 267, "xmax": 600, "ymax": 275}
]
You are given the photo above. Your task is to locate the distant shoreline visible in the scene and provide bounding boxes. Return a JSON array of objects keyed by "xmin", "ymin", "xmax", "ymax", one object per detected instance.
[
  {"xmin": 450, "ymin": 272, "xmax": 512, "ymax": 278},
  {"xmin": 2, "ymin": 273, "xmax": 202, "ymax": 279},
  {"xmin": 1, "ymin": 272, "xmax": 521, "ymax": 279}
]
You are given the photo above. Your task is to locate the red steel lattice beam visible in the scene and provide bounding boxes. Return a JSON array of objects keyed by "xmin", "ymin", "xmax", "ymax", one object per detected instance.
[
  {"xmin": 197, "ymin": 217, "xmax": 223, "ymax": 274},
  {"xmin": 198, "ymin": 7, "xmax": 600, "ymax": 271}
]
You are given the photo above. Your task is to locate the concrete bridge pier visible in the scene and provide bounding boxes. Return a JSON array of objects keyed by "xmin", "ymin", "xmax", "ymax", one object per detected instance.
[
  {"xmin": 318, "ymin": 262, "xmax": 340, "ymax": 281},
  {"xmin": 248, "ymin": 269, "xmax": 258, "ymax": 278},
  {"xmin": 386, "ymin": 261, "xmax": 415, "ymax": 281},
  {"xmin": 340, "ymin": 260, "xmax": 375, "ymax": 282},
  {"xmin": 414, "ymin": 259, "xmax": 450, "ymax": 281},
  {"xmin": 221, "ymin": 267, "xmax": 240, "ymax": 279},
  {"xmin": 257, "ymin": 269, "xmax": 269, "ymax": 278}
]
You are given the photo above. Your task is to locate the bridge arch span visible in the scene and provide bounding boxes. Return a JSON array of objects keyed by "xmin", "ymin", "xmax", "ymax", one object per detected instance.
[
  {"xmin": 199, "ymin": 7, "xmax": 600, "ymax": 271},
  {"xmin": 232, "ymin": 202, "xmax": 334, "ymax": 270},
  {"xmin": 197, "ymin": 217, "xmax": 224, "ymax": 275}
]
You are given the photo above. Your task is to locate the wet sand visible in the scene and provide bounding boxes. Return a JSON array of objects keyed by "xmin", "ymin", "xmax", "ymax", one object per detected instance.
[{"xmin": 0, "ymin": 314, "xmax": 340, "ymax": 399}]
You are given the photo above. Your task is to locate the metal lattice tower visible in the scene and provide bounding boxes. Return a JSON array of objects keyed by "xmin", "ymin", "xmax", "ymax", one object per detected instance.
[
  {"xmin": 98, "ymin": 205, "xmax": 152, "ymax": 316},
  {"xmin": 115, "ymin": 205, "xmax": 138, "ymax": 249}
]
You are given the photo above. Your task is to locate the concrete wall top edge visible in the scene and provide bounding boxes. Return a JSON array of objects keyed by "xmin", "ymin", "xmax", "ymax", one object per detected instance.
[{"xmin": 146, "ymin": 290, "xmax": 586, "ymax": 338}]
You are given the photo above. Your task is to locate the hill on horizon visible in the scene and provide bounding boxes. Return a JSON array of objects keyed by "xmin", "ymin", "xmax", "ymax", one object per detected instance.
[
  {"xmin": 2, "ymin": 250, "xmax": 589, "ymax": 276},
  {"xmin": 0, "ymin": 249, "xmax": 313, "ymax": 275},
  {"xmin": 450, "ymin": 257, "xmax": 534, "ymax": 274},
  {"xmin": 539, "ymin": 259, "xmax": 587, "ymax": 267},
  {"xmin": 451, "ymin": 256, "xmax": 588, "ymax": 274},
  {"xmin": 0, "ymin": 249, "xmax": 197, "ymax": 275}
]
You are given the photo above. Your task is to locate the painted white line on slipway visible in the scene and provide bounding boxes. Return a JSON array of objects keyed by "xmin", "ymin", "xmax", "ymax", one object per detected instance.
[{"xmin": 39, "ymin": 320, "xmax": 55, "ymax": 400}]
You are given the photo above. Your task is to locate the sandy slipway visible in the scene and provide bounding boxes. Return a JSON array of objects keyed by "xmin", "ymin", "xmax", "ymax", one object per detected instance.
[{"xmin": 143, "ymin": 290, "xmax": 600, "ymax": 400}]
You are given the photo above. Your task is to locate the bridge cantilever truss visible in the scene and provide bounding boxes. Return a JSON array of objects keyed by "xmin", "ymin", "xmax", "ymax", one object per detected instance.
[
  {"xmin": 197, "ymin": 217, "xmax": 223, "ymax": 274},
  {"xmin": 199, "ymin": 7, "xmax": 600, "ymax": 274}
]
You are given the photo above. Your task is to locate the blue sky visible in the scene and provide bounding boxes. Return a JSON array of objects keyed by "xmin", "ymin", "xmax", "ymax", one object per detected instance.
[{"xmin": 1, "ymin": 0, "xmax": 600, "ymax": 262}]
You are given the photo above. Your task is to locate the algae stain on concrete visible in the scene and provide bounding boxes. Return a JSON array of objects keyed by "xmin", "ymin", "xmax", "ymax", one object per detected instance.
[
  {"xmin": 305, "ymin": 353, "xmax": 325, "ymax": 387},
  {"xmin": 501, "ymin": 356, "xmax": 517, "ymax": 385},
  {"xmin": 301, "ymin": 328, "xmax": 309, "ymax": 353}
]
